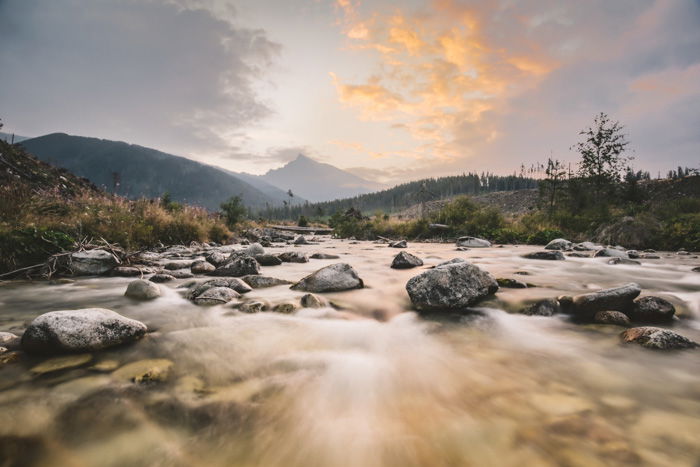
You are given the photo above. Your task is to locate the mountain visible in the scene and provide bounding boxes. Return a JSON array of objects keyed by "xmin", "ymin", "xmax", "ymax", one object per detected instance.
[
  {"xmin": 256, "ymin": 154, "xmax": 385, "ymax": 202},
  {"xmin": 223, "ymin": 170, "xmax": 304, "ymax": 205},
  {"xmin": 0, "ymin": 132, "xmax": 30, "ymax": 143},
  {"xmin": 20, "ymin": 133, "xmax": 282, "ymax": 211}
]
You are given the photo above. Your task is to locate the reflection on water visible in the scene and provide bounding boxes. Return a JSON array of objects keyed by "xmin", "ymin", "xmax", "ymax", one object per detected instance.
[{"xmin": 0, "ymin": 240, "xmax": 699, "ymax": 466}]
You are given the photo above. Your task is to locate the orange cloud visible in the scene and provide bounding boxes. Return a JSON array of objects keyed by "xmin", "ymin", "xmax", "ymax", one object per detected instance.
[{"xmin": 330, "ymin": 0, "xmax": 558, "ymax": 161}]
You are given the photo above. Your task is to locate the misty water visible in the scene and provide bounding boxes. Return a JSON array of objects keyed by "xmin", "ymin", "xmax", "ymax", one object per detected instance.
[{"xmin": 1, "ymin": 239, "xmax": 699, "ymax": 466}]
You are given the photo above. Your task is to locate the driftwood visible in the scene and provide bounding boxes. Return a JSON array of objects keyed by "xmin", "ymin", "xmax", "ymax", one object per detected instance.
[
  {"xmin": 267, "ymin": 225, "xmax": 334, "ymax": 234},
  {"xmin": 0, "ymin": 238, "xmax": 129, "ymax": 281}
]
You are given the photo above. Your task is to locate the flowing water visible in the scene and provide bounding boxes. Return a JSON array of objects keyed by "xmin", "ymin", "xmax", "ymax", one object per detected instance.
[{"xmin": 0, "ymin": 239, "xmax": 699, "ymax": 467}]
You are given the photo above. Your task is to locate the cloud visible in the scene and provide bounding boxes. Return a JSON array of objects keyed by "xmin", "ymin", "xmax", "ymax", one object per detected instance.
[
  {"xmin": 0, "ymin": 0, "xmax": 279, "ymax": 157},
  {"xmin": 330, "ymin": 0, "xmax": 700, "ymax": 176}
]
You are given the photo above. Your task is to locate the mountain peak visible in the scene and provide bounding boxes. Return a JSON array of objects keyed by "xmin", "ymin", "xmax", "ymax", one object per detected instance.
[
  {"xmin": 291, "ymin": 153, "xmax": 314, "ymax": 164},
  {"xmin": 261, "ymin": 153, "xmax": 385, "ymax": 202}
]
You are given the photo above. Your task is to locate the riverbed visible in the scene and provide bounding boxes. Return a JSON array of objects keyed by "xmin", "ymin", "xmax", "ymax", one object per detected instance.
[{"xmin": 1, "ymin": 239, "xmax": 699, "ymax": 466}]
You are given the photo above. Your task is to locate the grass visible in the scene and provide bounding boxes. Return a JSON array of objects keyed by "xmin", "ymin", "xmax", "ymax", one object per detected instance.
[{"xmin": 0, "ymin": 186, "xmax": 232, "ymax": 274}]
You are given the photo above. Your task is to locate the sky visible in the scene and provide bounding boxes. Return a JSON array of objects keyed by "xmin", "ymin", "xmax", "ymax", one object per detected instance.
[{"xmin": 1, "ymin": 0, "xmax": 699, "ymax": 184}]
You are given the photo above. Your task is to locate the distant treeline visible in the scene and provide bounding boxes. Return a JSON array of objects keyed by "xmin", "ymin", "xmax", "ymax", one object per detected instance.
[{"xmin": 260, "ymin": 172, "xmax": 538, "ymax": 220}]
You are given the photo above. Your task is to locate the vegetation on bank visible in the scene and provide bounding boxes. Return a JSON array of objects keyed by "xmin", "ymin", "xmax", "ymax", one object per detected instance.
[
  {"xmin": 323, "ymin": 113, "xmax": 699, "ymax": 250},
  {"xmin": 0, "ymin": 139, "xmax": 232, "ymax": 274},
  {"xmin": 262, "ymin": 171, "xmax": 539, "ymax": 220}
]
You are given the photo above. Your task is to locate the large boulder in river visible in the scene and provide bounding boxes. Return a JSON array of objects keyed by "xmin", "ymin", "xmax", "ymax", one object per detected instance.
[
  {"xmin": 406, "ymin": 261, "xmax": 498, "ymax": 312},
  {"xmin": 291, "ymin": 263, "xmax": 364, "ymax": 292},
  {"xmin": 627, "ymin": 296, "xmax": 675, "ymax": 323},
  {"xmin": 456, "ymin": 236, "xmax": 491, "ymax": 248},
  {"xmin": 620, "ymin": 327, "xmax": 698, "ymax": 350},
  {"xmin": 571, "ymin": 283, "xmax": 641, "ymax": 318},
  {"xmin": 522, "ymin": 251, "xmax": 565, "ymax": 261},
  {"xmin": 21, "ymin": 309, "xmax": 147, "ymax": 354},
  {"xmin": 391, "ymin": 251, "xmax": 423, "ymax": 269},
  {"xmin": 70, "ymin": 250, "xmax": 119, "ymax": 275},
  {"xmin": 124, "ymin": 280, "xmax": 161, "ymax": 300},
  {"xmin": 210, "ymin": 256, "xmax": 260, "ymax": 277},
  {"xmin": 544, "ymin": 238, "xmax": 572, "ymax": 250}
]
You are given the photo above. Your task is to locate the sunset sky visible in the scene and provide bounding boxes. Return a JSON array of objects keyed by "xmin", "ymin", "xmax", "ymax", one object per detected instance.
[{"xmin": 1, "ymin": 0, "xmax": 699, "ymax": 184}]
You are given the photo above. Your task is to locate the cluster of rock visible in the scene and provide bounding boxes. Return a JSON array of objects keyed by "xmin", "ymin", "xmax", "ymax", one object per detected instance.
[
  {"xmin": 518, "ymin": 283, "xmax": 697, "ymax": 350},
  {"xmin": 519, "ymin": 237, "xmax": 694, "ymax": 262}
]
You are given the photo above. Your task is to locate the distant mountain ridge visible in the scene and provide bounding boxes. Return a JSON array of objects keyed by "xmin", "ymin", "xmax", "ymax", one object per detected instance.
[
  {"xmin": 0, "ymin": 132, "xmax": 30, "ymax": 143},
  {"xmin": 248, "ymin": 154, "xmax": 385, "ymax": 202},
  {"xmin": 20, "ymin": 133, "xmax": 288, "ymax": 211}
]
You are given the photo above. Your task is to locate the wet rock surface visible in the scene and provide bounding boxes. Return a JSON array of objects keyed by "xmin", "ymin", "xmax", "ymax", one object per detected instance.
[
  {"xmin": 70, "ymin": 250, "xmax": 119, "ymax": 275},
  {"xmin": 620, "ymin": 327, "xmax": 698, "ymax": 350},
  {"xmin": 594, "ymin": 311, "xmax": 631, "ymax": 326},
  {"xmin": 21, "ymin": 308, "xmax": 147, "ymax": 354},
  {"xmin": 545, "ymin": 238, "xmax": 572, "ymax": 250},
  {"xmin": 390, "ymin": 251, "xmax": 424, "ymax": 269},
  {"xmin": 242, "ymin": 275, "xmax": 292, "ymax": 288},
  {"xmin": 520, "ymin": 298, "xmax": 560, "ymax": 316},
  {"xmin": 571, "ymin": 283, "xmax": 641, "ymax": 318},
  {"xmin": 406, "ymin": 261, "xmax": 498, "ymax": 312},
  {"xmin": 456, "ymin": 236, "xmax": 491, "ymax": 248},
  {"xmin": 125, "ymin": 280, "xmax": 161, "ymax": 300},
  {"xmin": 211, "ymin": 256, "xmax": 260, "ymax": 277},
  {"xmin": 522, "ymin": 250, "xmax": 565, "ymax": 260},
  {"xmin": 627, "ymin": 296, "xmax": 676, "ymax": 323},
  {"xmin": 291, "ymin": 263, "xmax": 364, "ymax": 292}
]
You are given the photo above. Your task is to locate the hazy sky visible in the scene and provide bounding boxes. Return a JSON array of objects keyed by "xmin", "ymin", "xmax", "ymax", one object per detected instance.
[{"xmin": 1, "ymin": 0, "xmax": 699, "ymax": 183}]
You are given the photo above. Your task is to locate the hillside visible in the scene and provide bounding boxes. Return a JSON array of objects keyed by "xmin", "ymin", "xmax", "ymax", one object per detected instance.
[
  {"xmin": 255, "ymin": 154, "xmax": 385, "ymax": 202},
  {"xmin": 0, "ymin": 139, "xmax": 98, "ymax": 197},
  {"xmin": 395, "ymin": 189, "xmax": 540, "ymax": 219},
  {"xmin": 20, "ymin": 133, "xmax": 283, "ymax": 210},
  {"xmin": 263, "ymin": 172, "xmax": 539, "ymax": 219}
]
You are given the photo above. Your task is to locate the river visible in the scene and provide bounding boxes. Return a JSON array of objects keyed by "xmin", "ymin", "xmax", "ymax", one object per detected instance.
[{"xmin": 0, "ymin": 239, "xmax": 699, "ymax": 466}]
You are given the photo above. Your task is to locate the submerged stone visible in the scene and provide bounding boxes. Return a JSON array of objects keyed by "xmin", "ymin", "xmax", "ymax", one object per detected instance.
[
  {"xmin": 30, "ymin": 354, "xmax": 93, "ymax": 374},
  {"xmin": 112, "ymin": 358, "xmax": 174, "ymax": 383}
]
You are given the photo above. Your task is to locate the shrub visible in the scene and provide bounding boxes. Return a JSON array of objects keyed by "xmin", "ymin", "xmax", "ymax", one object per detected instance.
[{"xmin": 527, "ymin": 229, "xmax": 565, "ymax": 245}]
